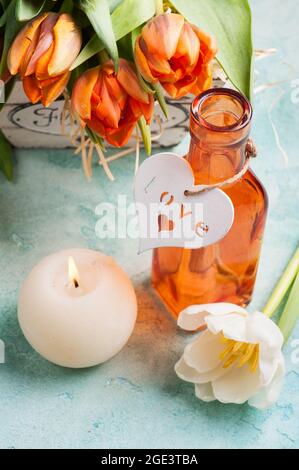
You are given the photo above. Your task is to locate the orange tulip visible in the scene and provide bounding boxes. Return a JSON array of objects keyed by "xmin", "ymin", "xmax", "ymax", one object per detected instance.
[
  {"xmin": 135, "ymin": 13, "xmax": 217, "ymax": 99},
  {"xmin": 7, "ymin": 12, "xmax": 81, "ymax": 106},
  {"xmin": 71, "ymin": 59, "xmax": 154, "ymax": 147}
]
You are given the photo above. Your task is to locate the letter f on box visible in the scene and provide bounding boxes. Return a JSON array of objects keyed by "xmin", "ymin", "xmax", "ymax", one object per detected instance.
[{"xmin": 0, "ymin": 339, "xmax": 5, "ymax": 363}]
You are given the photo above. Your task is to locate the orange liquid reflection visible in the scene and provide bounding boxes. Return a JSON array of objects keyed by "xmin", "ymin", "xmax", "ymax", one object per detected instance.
[{"xmin": 152, "ymin": 89, "xmax": 268, "ymax": 317}]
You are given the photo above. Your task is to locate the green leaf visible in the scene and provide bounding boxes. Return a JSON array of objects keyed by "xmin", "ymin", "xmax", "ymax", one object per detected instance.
[
  {"xmin": 131, "ymin": 24, "xmax": 142, "ymax": 51},
  {"xmin": 263, "ymin": 245, "xmax": 299, "ymax": 318},
  {"xmin": 0, "ymin": 0, "xmax": 11, "ymax": 28},
  {"xmin": 16, "ymin": 0, "xmax": 46, "ymax": 21},
  {"xmin": 152, "ymin": 82, "xmax": 168, "ymax": 119},
  {"xmin": 0, "ymin": 129, "xmax": 13, "ymax": 181},
  {"xmin": 278, "ymin": 266, "xmax": 299, "ymax": 342},
  {"xmin": 136, "ymin": 68, "xmax": 155, "ymax": 94},
  {"xmin": 85, "ymin": 126, "xmax": 105, "ymax": 150},
  {"xmin": 71, "ymin": 0, "xmax": 155, "ymax": 70},
  {"xmin": 111, "ymin": 0, "xmax": 154, "ymax": 41},
  {"xmin": 117, "ymin": 33, "xmax": 134, "ymax": 61},
  {"xmin": 69, "ymin": 34, "xmax": 103, "ymax": 70},
  {"xmin": 0, "ymin": 11, "xmax": 7, "ymax": 27},
  {"xmin": 67, "ymin": 63, "xmax": 86, "ymax": 94},
  {"xmin": 80, "ymin": 0, "xmax": 118, "ymax": 69},
  {"xmin": 138, "ymin": 116, "xmax": 151, "ymax": 155},
  {"xmin": 171, "ymin": 0, "xmax": 253, "ymax": 100},
  {"xmin": 0, "ymin": 0, "xmax": 11, "ymax": 9},
  {"xmin": 107, "ymin": 0, "xmax": 122, "ymax": 11},
  {"xmin": 59, "ymin": 0, "xmax": 74, "ymax": 13}
]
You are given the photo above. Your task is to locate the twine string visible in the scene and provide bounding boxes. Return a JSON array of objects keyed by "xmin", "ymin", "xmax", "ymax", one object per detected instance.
[{"xmin": 184, "ymin": 139, "xmax": 257, "ymax": 196}]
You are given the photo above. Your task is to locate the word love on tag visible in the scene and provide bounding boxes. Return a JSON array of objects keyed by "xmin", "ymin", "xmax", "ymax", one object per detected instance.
[{"xmin": 134, "ymin": 153, "xmax": 234, "ymax": 253}]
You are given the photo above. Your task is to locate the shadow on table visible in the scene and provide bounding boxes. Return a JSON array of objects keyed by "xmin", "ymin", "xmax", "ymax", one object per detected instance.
[{"xmin": 0, "ymin": 274, "xmax": 264, "ymax": 431}]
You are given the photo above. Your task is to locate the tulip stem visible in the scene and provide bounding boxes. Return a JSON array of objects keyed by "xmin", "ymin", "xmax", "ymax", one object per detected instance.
[
  {"xmin": 278, "ymin": 267, "xmax": 299, "ymax": 342},
  {"xmin": 98, "ymin": 49, "xmax": 110, "ymax": 65},
  {"xmin": 263, "ymin": 245, "xmax": 299, "ymax": 318},
  {"xmin": 138, "ymin": 117, "xmax": 151, "ymax": 156},
  {"xmin": 155, "ymin": 0, "xmax": 164, "ymax": 15},
  {"xmin": 60, "ymin": 0, "xmax": 74, "ymax": 13}
]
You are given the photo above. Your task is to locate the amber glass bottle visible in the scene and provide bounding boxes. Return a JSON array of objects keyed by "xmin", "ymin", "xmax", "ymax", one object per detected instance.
[{"xmin": 152, "ymin": 88, "xmax": 268, "ymax": 317}]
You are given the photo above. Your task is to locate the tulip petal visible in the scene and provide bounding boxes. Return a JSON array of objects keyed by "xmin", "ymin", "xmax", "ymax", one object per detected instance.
[
  {"xmin": 104, "ymin": 73, "xmax": 127, "ymax": 110},
  {"xmin": 175, "ymin": 356, "xmax": 205, "ymax": 383},
  {"xmin": 95, "ymin": 75, "xmax": 121, "ymax": 129},
  {"xmin": 23, "ymin": 75, "xmax": 42, "ymax": 104},
  {"xmin": 135, "ymin": 36, "xmax": 157, "ymax": 83},
  {"xmin": 117, "ymin": 59, "xmax": 149, "ymax": 104},
  {"xmin": 248, "ymin": 357, "xmax": 285, "ymax": 409},
  {"xmin": 195, "ymin": 383, "xmax": 215, "ymax": 402},
  {"xmin": 129, "ymin": 99, "xmax": 142, "ymax": 121},
  {"xmin": 25, "ymin": 13, "xmax": 58, "ymax": 77},
  {"xmin": 175, "ymin": 355, "xmax": 227, "ymax": 384},
  {"xmin": 258, "ymin": 344, "xmax": 280, "ymax": 387},
  {"xmin": 191, "ymin": 25, "xmax": 217, "ymax": 64},
  {"xmin": 145, "ymin": 50, "xmax": 172, "ymax": 77},
  {"xmin": 7, "ymin": 12, "xmax": 48, "ymax": 75},
  {"xmin": 212, "ymin": 363, "xmax": 261, "ymax": 404},
  {"xmin": 40, "ymin": 71, "xmax": 70, "ymax": 107},
  {"xmin": 35, "ymin": 42, "xmax": 55, "ymax": 80},
  {"xmin": 142, "ymin": 13, "xmax": 184, "ymax": 60},
  {"xmin": 184, "ymin": 331, "xmax": 224, "ymax": 373},
  {"xmin": 246, "ymin": 311, "xmax": 284, "ymax": 350},
  {"xmin": 105, "ymin": 120, "xmax": 137, "ymax": 147},
  {"xmin": 162, "ymin": 76, "xmax": 197, "ymax": 98},
  {"xmin": 87, "ymin": 115, "xmax": 106, "ymax": 137},
  {"xmin": 190, "ymin": 65, "xmax": 212, "ymax": 96},
  {"xmin": 177, "ymin": 303, "xmax": 247, "ymax": 332},
  {"xmin": 175, "ymin": 23, "xmax": 200, "ymax": 69},
  {"xmin": 48, "ymin": 13, "xmax": 82, "ymax": 77},
  {"xmin": 90, "ymin": 93, "xmax": 137, "ymax": 147},
  {"xmin": 71, "ymin": 67, "xmax": 99, "ymax": 121},
  {"xmin": 129, "ymin": 95, "xmax": 154, "ymax": 125},
  {"xmin": 206, "ymin": 313, "xmax": 248, "ymax": 342},
  {"xmin": 18, "ymin": 23, "xmax": 41, "ymax": 78},
  {"xmin": 245, "ymin": 312, "xmax": 284, "ymax": 386}
]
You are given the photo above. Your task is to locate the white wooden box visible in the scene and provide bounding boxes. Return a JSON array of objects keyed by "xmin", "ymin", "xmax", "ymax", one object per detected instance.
[{"xmin": 0, "ymin": 73, "xmax": 227, "ymax": 148}]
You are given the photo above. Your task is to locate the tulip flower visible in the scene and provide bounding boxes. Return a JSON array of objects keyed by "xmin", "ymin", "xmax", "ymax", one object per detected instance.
[
  {"xmin": 135, "ymin": 13, "xmax": 217, "ymax": 99},
  {"xmin": 7, "ymin": 13, "xmax": 81, "ymax": 106},
  {"xmin": 175, "ymin": 303, "xmax": 285, "ymax": 409},
  {"xmin": 71, "ymin": 59, "xmax": 154, "ymax": 147}
]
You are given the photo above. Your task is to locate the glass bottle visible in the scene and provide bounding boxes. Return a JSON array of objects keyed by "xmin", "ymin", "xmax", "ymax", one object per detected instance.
[{"xmin": 152, "ymin": 88, "xmax": 268, "ymax": 317}]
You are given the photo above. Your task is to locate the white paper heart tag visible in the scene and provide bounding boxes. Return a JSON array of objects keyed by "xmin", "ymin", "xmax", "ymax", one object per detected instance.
[{"xmin": 134, "ymin": 152, "xmax": 234, "ymax": 253}]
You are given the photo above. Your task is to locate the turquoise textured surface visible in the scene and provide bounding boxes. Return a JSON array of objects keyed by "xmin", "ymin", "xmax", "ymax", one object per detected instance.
[{"xmin": 0, "ymin": 0, "xmax": 298, "ymax": 449}]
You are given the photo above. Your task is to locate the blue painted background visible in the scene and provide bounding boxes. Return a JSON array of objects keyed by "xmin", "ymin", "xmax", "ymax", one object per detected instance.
[{"xmin": 0, "ymin": 0, "xmax": 298, "ymax": 448}]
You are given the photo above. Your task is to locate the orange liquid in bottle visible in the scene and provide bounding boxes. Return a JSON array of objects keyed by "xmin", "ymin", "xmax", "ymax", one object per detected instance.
[{"xmin": 152, "ymin": 89, "xmax": 268, "ymax": 317}]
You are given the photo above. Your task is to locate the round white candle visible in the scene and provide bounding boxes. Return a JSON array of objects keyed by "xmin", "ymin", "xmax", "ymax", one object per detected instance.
[{"xmin": 18, "ymin": 249, "xmax": 137, "ymax": 368}]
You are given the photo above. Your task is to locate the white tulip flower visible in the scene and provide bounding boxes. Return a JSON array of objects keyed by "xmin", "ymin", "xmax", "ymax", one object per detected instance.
[{"xmin": 175, "ymin": 303, "xmax": 285, "ymax": 409}]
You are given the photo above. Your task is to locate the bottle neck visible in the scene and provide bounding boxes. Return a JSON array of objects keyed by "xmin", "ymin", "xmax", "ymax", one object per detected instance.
[{"xmin": 186, "ymin": 89, "xmax": 252, "ymax": 185}]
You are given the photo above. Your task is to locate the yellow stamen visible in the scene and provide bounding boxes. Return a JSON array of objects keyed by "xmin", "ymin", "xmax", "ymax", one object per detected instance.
[
  {"xmin": 220, "ymin": 335, "xmax": 230, "ymax": 343},
  {"xmin": 238, "ymin": 343, "xmax": 256, "ymax": 367},
  {"xmin": 232, "ymin": 341, "xmax": 245, "ymax": 353},
  {"xmin": 219, "ymin": 333, "xmax": 259, "ymax": 373},
  {"xmin": 219, "ymin": 341, "xmax": 235, "ymax": 360},
  {"xmin": 250, "ymin": 346, "xmax": 260, "ymax": 372},
  {"xmin": 222, "ymin": 354, "xmax": 239, "ymax": 369}
]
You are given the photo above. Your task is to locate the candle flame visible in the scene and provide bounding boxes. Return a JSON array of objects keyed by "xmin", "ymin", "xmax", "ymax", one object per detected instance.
[{"xmin": 68, "ymin": 256, "xmax": 80, "ymax": 288}]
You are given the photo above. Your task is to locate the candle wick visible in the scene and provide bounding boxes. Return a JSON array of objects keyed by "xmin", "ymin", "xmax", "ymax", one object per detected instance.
[{"xmin": 73, "ymin": 278, "xmax": 79, "ymax": 288}]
